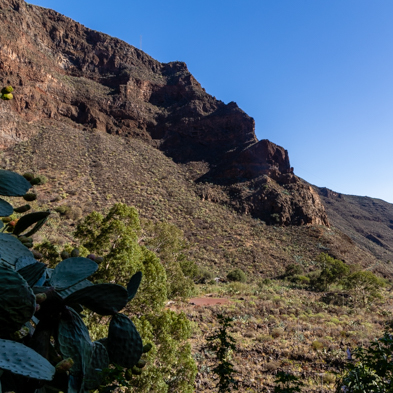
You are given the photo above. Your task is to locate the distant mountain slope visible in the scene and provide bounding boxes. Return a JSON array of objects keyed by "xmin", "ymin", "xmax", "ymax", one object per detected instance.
[
  {"xmin": 0, "ymin": 0, "xmax": 328, "ymax": 226},
  {"xmin": 316, "ymin": 187, "xmax": 393, "ymax": 266}
]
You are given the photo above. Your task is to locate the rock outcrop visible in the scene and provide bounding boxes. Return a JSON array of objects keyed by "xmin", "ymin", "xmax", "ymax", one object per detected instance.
[{"xmin": 0, "ymin": 0, "xmax": 328, "ymax": 226}]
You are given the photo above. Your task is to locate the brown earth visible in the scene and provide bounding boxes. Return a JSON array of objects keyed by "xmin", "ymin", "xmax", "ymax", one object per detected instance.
[{"xmin": 189, "ymin": 297, "xmax": 231, "ymax": 306}]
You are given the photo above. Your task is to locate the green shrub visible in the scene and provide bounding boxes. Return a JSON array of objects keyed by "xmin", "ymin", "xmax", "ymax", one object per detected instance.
[
  {"xmin": 310, "ymin": 253, "xmax": 350, "ymax": 291},
  {"xmin": 206, "ymin": 314, "xmax": 239, "ymax": 392},
  {"xmin": 311, "ymin": 340, "xmax": 325, "ymax": 350},
  {"xmin": 290, "ymin": 275, "xmax": 310, "ymax": 285},
  {"xmin": 227, "ymin": 268, "xmax": 247, "ymax": 283},
  {"xmin": 336, "ymin": 329, "xmax": 393, "ymax": 392},
  {"xmin": 194, "ymin": 266, "xmax": 214, "ymax": 284},
  {"xmin": 65, "ymin": 205, "xmax": 83, "ymax": 220},
  {"xmin": 284, "ymin": 263, "xmax": 304, "ymax": 277},
  {"xmin": 54, "ymin": 205, "xmax": 70, "ymax": 215},
  {"xmin": 34, "ymin": 175, "xmax": 48, "ymax": 185},
  {"xmin": 341, "ymin": 270, "xmax": 385, "ymax": 307}
]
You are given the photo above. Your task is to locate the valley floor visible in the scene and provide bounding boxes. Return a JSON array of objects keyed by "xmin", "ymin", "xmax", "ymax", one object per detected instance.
[{"xmin": 170, "ymin": 281, "xmax": 393, "ymax": 392}]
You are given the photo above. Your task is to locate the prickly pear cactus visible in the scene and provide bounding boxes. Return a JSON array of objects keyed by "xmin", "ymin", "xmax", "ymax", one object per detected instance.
[
  {"xmin": 0, "ymin": 267, "xmax": 36, "ymax": 336},
  {"xmin": 83, "ymin": 341, "xmax": 109, "ymax": 390},
  {"xmin": 65, "ymin": 283, "xmax": 128, "ymax": 315},
  {"xmin": 0, "ymin": 170, "xmax": 31, "ymax": 197},
  {"xmin": 0, "ymin": 233, "xmax": 33, "ymax": 268},
  {"xmin": 0, "ymin": 198, "xmax": 13, "ymax": 217},
  {"xmin": 107, "ymin": 313, "xmax": 143, "ymax": 368},
  {"xmin": 0, "ymin": 339, "xmax": 55, "ymax": 380},
  {"xmin": 50, "ymin": 257, "xmax": 98, "ymax": 290},
  {"xmin": 0, "ymin": 169, "xmax": 147, "ymax": 392}
]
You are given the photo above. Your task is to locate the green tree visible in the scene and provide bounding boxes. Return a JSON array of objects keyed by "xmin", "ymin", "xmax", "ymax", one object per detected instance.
[
  {"xmin": 74, "ymin": 203, "xmax": 197, "ymax": 392},
  {"xmin": 142, "ymin": 220, "xmax": 197, "ymax": 298},
  {"xmin": 311, "ymin": 253, "xmax": 350, "ymax": 291},
  {"xmin": 342, "ymin": 270, "xmax": 384, "ymax": 307},
  {"xmin": 206, "ymin": 314, "xmax": 239, "ymax": 392}
]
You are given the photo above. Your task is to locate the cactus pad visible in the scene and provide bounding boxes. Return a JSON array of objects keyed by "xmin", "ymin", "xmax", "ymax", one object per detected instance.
[
  {"xmin": 0, "ymin": 339, "xmax": 55, "ymax": 380},
  {"xmin": 127, "ymin": 271, "xmax": 142, "ymax": 301},
  {"xmin": 0, "ymin": 170, "xmax": 31, "ymax": 196},
  {"xmin": 13, "ymin": 211, "xmax": 51, "ymax": 236},
  {"xmin": 65, "ymin": 283, "xmax": 128, "ymax": 315},
  {"xmin": 107, "ymin": 313, "xmax": 143, "ymax": 368},
  {"xmin": 0, "ymin": 233, "xmax": 34, "ymax": 268},
  {"xmin": 57, "ymin": 278, "xmax": 93, "ymax": 298},
  {"xmin": 15, "ymin": 255, "xmax": 37, "ymax": 271},
  {"xmin": 17, "ymin": 262, "xmax": 46, "ymax": 287},
  {"xmin": 50, "ymin": 257, "xmax": 98, "ymax": 290},
  {"xmin": 83, "ymin": 341, "xmax": 109, "ymax": 390},
  {"xmin": 58, "ymin": 307, "xmax": 93, "ymax": 378},
  {"xmin": 0, "ymin": 267, "xmax": 36, "ymax": 335},
  {"xmin": 0, "ymin": 198, "xmax": 13, "ymax": 217}
]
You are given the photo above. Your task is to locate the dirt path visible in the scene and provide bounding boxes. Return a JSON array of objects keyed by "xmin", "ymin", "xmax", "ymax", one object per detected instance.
[{"xmin": 188, "ymin": 297, "xmax": 231, "ymax": 306}]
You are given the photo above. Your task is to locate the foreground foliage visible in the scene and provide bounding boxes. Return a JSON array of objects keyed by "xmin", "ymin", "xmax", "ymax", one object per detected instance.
[
  {"xmin": 0, "ymin": 168, "xmax": 149, "ymax": 392},
  {"xmin": 336, "ymin": 327, "xmax": 393, "ymax": 392},
  {"xmin": 74, "ymin": 204, "xmax": 197, "ymax": 392}
]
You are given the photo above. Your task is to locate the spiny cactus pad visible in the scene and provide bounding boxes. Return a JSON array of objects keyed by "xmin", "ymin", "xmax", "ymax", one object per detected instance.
[
  {"xmin": 65, "ymin": 283, "xmax": 128, "ymax": 315},
  {"xmin": 0, "ymin": 267, "xmax": 36, "ymax": 335},
  {"xmin": 57, "ymin": 278, "xmax": 93, "ymax": 298},
  {"xmin": 107, "ymin": 313, "xmax": 143, "ymax": 368},
  {"xmin": 0, "ymin": 233, "xmax": 33, "ymax": 268},
  {"xmin": 50, "ymin": 257, "xmax": 98, "ymax": 290},
  {"xmin": 0, "ymin": 339, "xmax": 55, "ymax": 380},
  {"xmin": 83, "ymin": 341, "xmax": 109, "ymax": 390},
  {"xmin": 0, "ymin": 198, "xmax": 13, "ymax": 217},
  {"xmin": 15, "ymin": 255, "xmax": 37, "ymax": 271},
  {"xmin": 17, "ymin": 262, "xmax": 46, "ymax": 287},
  {"xmin": 13, "ymin": 211, "xmax": 51, "ymax": 236},
  {"xmin": 58, "ymin": 307, "xmax": 92, "ymax": 378},
  {"xmin": 0, "ymin": 170, "xmax": 31, "ymax": 197},
  {"xmin": 127, "ymin": 271, "xmax": 142, "ymax": 301}
]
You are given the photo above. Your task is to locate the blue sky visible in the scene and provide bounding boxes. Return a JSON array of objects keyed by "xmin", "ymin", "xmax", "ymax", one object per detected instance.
[{"xmin": 29, "ymin": 0, "xmax": 393, "ymax": 203}]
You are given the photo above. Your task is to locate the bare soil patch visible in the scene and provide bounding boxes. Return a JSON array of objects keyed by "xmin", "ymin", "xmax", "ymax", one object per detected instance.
[{"xmin": 189, "ymin": 297, "xmax": 231, "ymax": 306}]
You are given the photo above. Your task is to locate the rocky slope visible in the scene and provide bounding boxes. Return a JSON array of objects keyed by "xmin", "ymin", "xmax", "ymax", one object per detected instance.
[
  {"xmin": 0, "ymin": 0, "xmax": 328, "ymax": 226},
  {"xmin": 316, "ymin": 187, "xmax": 393, "ymax": 266}
]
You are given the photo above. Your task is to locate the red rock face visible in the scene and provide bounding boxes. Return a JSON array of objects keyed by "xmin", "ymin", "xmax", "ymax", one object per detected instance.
[{"xmin": 0, "ymin": 0, "xmax": 329, "ymax": 226}]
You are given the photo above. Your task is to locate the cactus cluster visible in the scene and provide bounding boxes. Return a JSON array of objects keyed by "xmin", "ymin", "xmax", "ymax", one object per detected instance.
[{"xmin": 0, "ymin": 170, "xmax": 148, "ymax": 392}]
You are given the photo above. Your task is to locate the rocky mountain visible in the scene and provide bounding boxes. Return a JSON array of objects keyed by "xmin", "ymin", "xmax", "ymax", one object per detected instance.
[
  {"xmin": 316, "ymin": 187, "xmax": 393, "ymax": 266},
  {"xmin": 0, "ymin": 0, "xmax": 329, "ymax": 226},
  {"xmin": 0, "ymin": 0, "xmax": 391, "ymax": 276}
]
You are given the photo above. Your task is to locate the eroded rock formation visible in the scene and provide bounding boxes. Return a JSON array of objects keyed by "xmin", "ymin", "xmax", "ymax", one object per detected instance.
[{"xmin": 0, "ymin": 0, "xmax": 328, "ymax": 226}]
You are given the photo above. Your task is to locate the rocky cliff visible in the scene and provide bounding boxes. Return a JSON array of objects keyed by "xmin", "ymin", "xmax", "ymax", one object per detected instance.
[{"xmin": 0, "ymin": 0, "xmax": 328, "ymax": 226}]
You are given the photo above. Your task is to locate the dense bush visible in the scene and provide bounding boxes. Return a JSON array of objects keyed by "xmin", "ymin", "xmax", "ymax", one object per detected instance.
[
  {"xmin": 284, "ymin": 263, "xmax": 304, "ymax": 278},
  {"xmin": 74, "ymin": 203, "xmax": 197, "ymax": 392},
  {"xmin": 227, "ymin": 267, "xmax": 247, "ymax": 283},
  {"xmin": 310, "ymin": 253, "xmax": 350, "ymax": 291},
  {"xmin": 342, "ymin": 270, "xmax": 385, "ymax": 307}
]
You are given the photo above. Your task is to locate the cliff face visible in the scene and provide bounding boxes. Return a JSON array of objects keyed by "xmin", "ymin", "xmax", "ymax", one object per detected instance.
[{"xmin": 0, "ymin": 0, "xmax": 328, "ymax": 226}]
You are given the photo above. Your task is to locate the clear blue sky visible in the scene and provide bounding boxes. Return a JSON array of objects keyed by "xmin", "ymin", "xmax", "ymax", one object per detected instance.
[{"xmin": 29, "ymin": 0, "xmax": 393, "ymax": 203}]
